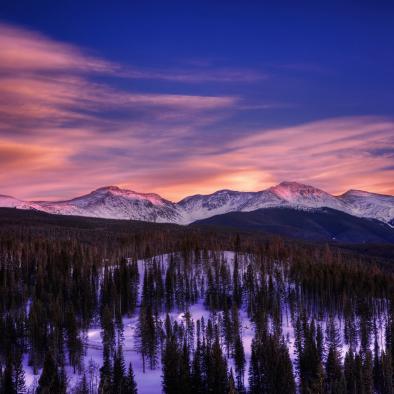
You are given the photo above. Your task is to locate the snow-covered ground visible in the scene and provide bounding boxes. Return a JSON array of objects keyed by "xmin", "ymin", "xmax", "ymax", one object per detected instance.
[{"xmin": 23, "ymin": 251, "xmax": 390, "ymax": 393}]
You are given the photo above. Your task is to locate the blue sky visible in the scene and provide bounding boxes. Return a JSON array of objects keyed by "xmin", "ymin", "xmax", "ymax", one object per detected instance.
[{"xmin": 0, "ymin": 1, "xmax": 393, "ymax": 199}]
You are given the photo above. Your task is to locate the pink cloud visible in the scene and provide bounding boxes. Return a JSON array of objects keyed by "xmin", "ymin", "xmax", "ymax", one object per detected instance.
[
  {"xmin": 0, "ymin": 24, "xmax": 120, "ymax": 74},
  {"xmin": 0, "ymin": 23, "xmax": 264, "ymax": 83}
]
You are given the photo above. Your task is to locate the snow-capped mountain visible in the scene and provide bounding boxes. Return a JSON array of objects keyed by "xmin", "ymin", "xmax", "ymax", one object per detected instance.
[
  {"xmin": 339, "ymin": 189, "xmax": 394, "ymax": 225},
  {"xmin": 269, "ymin": 182, "xmax": 350, "ymax": 210},
  {"xmin": 239, "ymin": 182, "xmax": 350, "ymax": 213},
  {"xmin": 0, "ymin": 182, "xmax": 393, "ymax": 225},
  {"xmin": 0, "ymin": 194, "xmax": 39, "ymax": 210},
  {"xmin": 177, "ymin": 190, "xmax": 258, "ymax": 224},
  {"xmin": 14, "ymin": 186, "xmax": 180, "ymax": 223}
]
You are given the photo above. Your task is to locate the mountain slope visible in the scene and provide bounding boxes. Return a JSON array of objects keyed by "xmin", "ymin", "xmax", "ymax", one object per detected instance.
[
  {"xmin": 193, "ymin": 207, "xmax": 394, "ymax": 244},
  {"xmin": 0, "ymin": 194, "xmax": 38, "ymax": 210}
]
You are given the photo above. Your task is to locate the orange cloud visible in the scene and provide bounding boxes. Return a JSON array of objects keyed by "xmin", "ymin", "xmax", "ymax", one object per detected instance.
[{"xmin": 200, "ymin": 117, "xmax": 394, "ymax": 197}]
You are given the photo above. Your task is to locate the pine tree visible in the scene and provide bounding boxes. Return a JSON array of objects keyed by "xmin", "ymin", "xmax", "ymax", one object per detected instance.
[
  {"xmin": 179, "ymin": 341, "xmax": 191, "ymax": 392},
  {"xmin": 55, "ymin": 362, "xmax": 68, "ymax": 394},
  {"xmin": 0, "ymin": 363, "xmax": 3, "ymax": 393},
  {"xmin": 325, "ymin": 345, "xmax": 345, "ymax": 394},
  {"xmin": 276, "ymin": 340, "xmax": 296, "ymax": 394},
  {"xmin": 248, "ymin": 339, "xmax": 261, "ymax": 394},
  {"xmin": 112, "ymin": 345, "xmax": 126, "ymax": 394},
  {"xmin": 99, "ymin": 342, "xmax": 112, "ymax": 394},
  {"xmin": 14, "ymin": 352, "xmax": 26, "ymax": 394},
  {"xmin": 137, "ymin": 304, "xmax": 158, "ymax": 371},
  {"xmin": 233, "ymin": 334, "xmax": 245, "ymax": 392},
  {"xmin": 227, "ymin": 369, "xmax": 237, "ymax": 394},
  {"xmin": 191, "ymin": 341, "xmax": 204, "ymax": 394},
  {"xmin": 65, "ymin": 305, "xmax": 83, "ymax": 373},
  {"xmin": 248, "ymin": 334, "xmax": 295, "ymax": 394},
  {"xmin": 77, "ymin": 373, "xmax": 89, "ymax": 394},
  {"xmin": 222, "ymin": 303, "xmax": 232, "ymax": 358},
  {"xmin": 363, "ymin": 351, "xmax": 373, "ymax": 394},
  {"xmin": 162, "ymin": 333, "xmax": 180, "ymax": 394},
  {"xmin": 2, "ymin": 360, "xmax": 16, "ymax": 394},
  {"xmin": 209, "ymin": 332, "xmax": 228, "ymax": 393},
  {"xmin": 298, "ymin": 321, "xmax": 324, "ymax": 394},
  {"xmin": 344, "ymin": 350, "xmax": 357, "ymax": 394},
  {"xmin": 380, "ymin": 351, "xmax": 393, "ymax": 394},
  {"xmin": 36, "ymin": 352, "xmax": 60, "ymax": 394},
  {"xmin": 124, "ymin": 363, "xmax": 138, "ymax": 394},
  {"xmin": 354, "ymin": 353, "xmax": 364, "ymax": 394}
]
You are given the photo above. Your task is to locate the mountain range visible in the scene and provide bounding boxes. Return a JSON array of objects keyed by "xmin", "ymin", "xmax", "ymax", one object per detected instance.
[{"xmin": 1, "ymin": 181, "xmax": 393, "ymax": 227}]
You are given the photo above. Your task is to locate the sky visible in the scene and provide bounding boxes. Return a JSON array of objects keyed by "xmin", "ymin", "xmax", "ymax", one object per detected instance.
[{"xmin": 0, "ymin": 1, "xmax": 393, "ymax": 201}]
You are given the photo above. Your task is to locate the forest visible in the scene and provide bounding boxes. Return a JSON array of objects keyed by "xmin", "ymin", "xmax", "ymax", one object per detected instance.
[{"xmin": 0, "ymin": 208, "xmax": 393, "ymax": 393}]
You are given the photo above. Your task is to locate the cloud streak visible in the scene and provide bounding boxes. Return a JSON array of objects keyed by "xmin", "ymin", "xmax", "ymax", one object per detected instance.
[
  {"xmin": 0, "ymin": 24, "xmax": 120, "ymax": 75},
  {"xmin": 0, "ymin": 23, "xmax": 265, "ymax": 83}
]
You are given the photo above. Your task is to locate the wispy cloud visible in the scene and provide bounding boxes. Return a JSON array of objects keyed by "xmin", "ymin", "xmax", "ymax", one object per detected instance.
[
  {"xmin": 0, "ymin": 24, "xmax": 121, "ymax": 74},
  {"xmin": 199, "ymin": 116, "xmax": 394, "ymax": 196},
  {"xmin": 125, "ymin": 67, "xmax": 267, "ymax": 83},
  {"xmin": 0, "ymin": 22, "xmax": 239, "ymax": 137},
  {"xmin": 0, "ymin": 22, "xmax": 243, "ymax": 199},
  {"xmin": 0, "ymin": 23, "xmax": 265, "ymax": 83}
]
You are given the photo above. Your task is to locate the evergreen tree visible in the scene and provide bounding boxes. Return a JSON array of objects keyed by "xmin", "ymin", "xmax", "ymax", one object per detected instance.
[
  {"xmin": 233, "ymin": 334, "xmax": 245, "ymax": 392},
  {"xmin": 325, "ymin": 345, "xmax": 345, "ymax": 394},
  {"xmin": 179, "ymin": 341, "xmax": 191, "ymax": 392},
  {"xmin": 380, "ymin": 351, "xmax": 393, "ymax": 394},
  {"xmin": 99, "ymin": 342, "xmax": 112, "ymax": 394},
  {"xmin": 65, "ymin": 305, "xmax": 83, "ymax": 373},
  {"xmin": 299, "ymin": 321, "xmax": 324, "ymax": 394},
  {"xmin": 207, "ymin": 332, "xmax": 228, "ymax": 394},
  {"xmin": 363, "ymin": 351, "xmax": 374, "ymax": 394},
  {"xmin": 112, "ymin": 345, "xmax": 126, "ymax": 394},
  {"xmin": 191, "ymin": 341, "xmax": 204, "ymax": 394},
  {"xmin": 227, "ymin": 369, "xmax": 237, "ymax": 394},
  {"xmin": 14, "ymin": 352, "xmax": 26, "ymax": 394},
  {"xmin": 0, "ymin": 363, "xmax": 3, "ymax": 393},
  {"xmin": 76, "ymin": 373, "xmax": 89, "ymax": 394},
  {"xmin": 162, "ymin": 332, "xmax": 180, "ymax": 394},
  {"xmin": 124, "ymin": 363, "xmax": 138, "ymax": 394},
  {"xmin": 37, "ymin": 352, "xmax": 62, "ymax": 394},
  {"xmin": 344, "ymin": 350, "xmax": 357, "ymax": 394},
  {"xmin": 2, "ymin": 360, "xmax": 16, "ymax": 394}
]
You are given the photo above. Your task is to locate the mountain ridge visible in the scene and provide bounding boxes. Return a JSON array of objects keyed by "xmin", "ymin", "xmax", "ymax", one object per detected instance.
[
  {"xmin": 1, "ymin": 181, "xmax": 393, "ymax": 225},
  {"xmin": 193, "ymin": 207, "xmax": 394, "ymax": 244}
]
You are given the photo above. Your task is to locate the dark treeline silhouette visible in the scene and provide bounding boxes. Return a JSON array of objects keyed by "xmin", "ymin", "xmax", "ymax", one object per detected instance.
[{"xmin": 0, "ymin": 208, "xmax": 393, "ymax": 393}]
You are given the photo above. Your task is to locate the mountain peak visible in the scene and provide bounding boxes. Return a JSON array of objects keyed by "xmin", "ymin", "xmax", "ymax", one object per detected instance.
[
  {"xmin": 275, "ymin": 181, "xmax": 322, "ymax": 190},
  {"xmin": 86, "ymin": 185, "xmax": 170, "ymax": 207},
  {"xmin": 96, "ymin": 185, "xmax": 122, "ymax": 192},
  {"xmin": 341, "ymin": 189, "xmax": 385, "ymax": 198},
  {"xmin": 277, "ymin": 181, "xmax": 305, "ymax": 187},
  {"xmin": 269, "ymin": 181, "xmax": 327, "ymax": 200}
]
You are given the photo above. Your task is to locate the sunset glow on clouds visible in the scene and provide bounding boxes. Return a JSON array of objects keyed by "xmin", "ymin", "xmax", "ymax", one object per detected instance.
[{"xmin": 0, "ymin": 21, "xmax": 393, "ymax": 201}]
